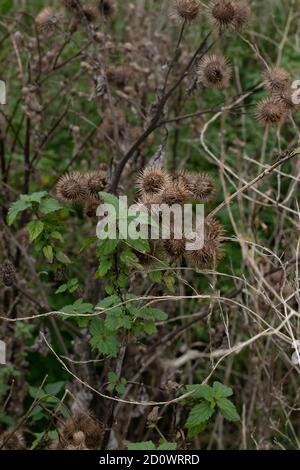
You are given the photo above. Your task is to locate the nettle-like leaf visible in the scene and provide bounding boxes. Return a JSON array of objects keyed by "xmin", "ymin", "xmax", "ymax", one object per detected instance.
[
  {"xmin": 55, "ymin": 278, "xmax": 79, "ymax": 294},
  {"xmin": 40, "ymin": 197, "xmax": 63, "ymax": 215},
  {"xmin": 217, "ymin": 398, "xmax": 240, "ymax": 422},
  {"xmin": 186, "ymin": 384, "xmax": 214, "ymax": 401},
  {"xmin": 185, "ymin": 402, "xmax": 215, "ymax": 428},
  {"xmin": 213, "ymin": 381, "xmax": 233, "ymax": 399},
  {"xmin": 158, "ymin": 442, "xmax": 177, "ymax": 451},
  {"xmin": 89, "ymin": 318, "xmax": 119, "ymax": 357},
  {"xmin": 8, "ymin": 191, "xmax": 49, "ymax": 225},
  {"xmin": 128, "ymin": 441, "xmax": 156, "ymax": 451},
  {"xmin": 27, "ymin": 220, "xmax": 44, "ymax": 242}
]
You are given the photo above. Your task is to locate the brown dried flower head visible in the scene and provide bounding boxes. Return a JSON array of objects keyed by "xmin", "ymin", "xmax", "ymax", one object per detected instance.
[
  {"xmin": 176, "ymin": 171, "xmax": 216, "ymax": 202},
  {"xmin": 198, "ymin": 54, "xmax": 232, "ymax": 89},
  {"xmin": 255, "ymin": 98, "xmax": 287, "ymax": 127},
  {"xmin": 61, "ymin": 0, "xmax": 77, "ymax": 10},
  {"xmin": 98, "ymin": 0, "xmax": 117, "ymax": 19},
  {"xmin": 35, "ymin": 7, "xmax": 64, "ymax": 36},
  {"xmin": 0, "ymin": 430, "xmax": 25, "ymax": 450},
  {"xmin": 0, "ymin": 261, "xmax": 16, "ymax": 287},
  {"xmin": 84, "ymin": 170, "xmax": 107, "ymax": 197},
  {"xmin": 171, "ymin": 0, "xmax": 201, "ymax": 23},
  {"xmin": 57, "ymin": 411, "xmax": 104, "ymax": 450},
  {"xmin": 209, "ymin": 0, "xmax": 235, "ymax": 30},
  {"xmin": 263, "ymin": 67, "xmax": 292, "ymax": 93},
  {"xmin": 231, "ymin": 0, "xmax": 251, "ymax": 32},
  {"xmin": 154, "ymin": 180, "xmax": 192, "ymax": 206},
  {"xmin": 137, "ymin": 166, "xmax": 171, "ymax": 197},
  {"xmin": 79, "ymin": 5, "xmax": 100, "ymax": 23},
  {"xmin": 187, "ymin": 218, "xmax": 225, "ymax": 268},
  {"xmin": 56, "ymin": 172, "xmax": 88, "ymax": 202},
  {"xmin": 273, "ymin": 88, "xmax": 297, "ymax": 111},
  {"xmin": 84, "ymin": 199, "xmax": 101, "ymax": 220},
  {"xmin": 164, "ymin": 237, "xmax": 187, "ymax": 260}
]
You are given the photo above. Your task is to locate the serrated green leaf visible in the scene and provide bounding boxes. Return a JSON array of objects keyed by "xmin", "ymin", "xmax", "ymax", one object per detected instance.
[
  {"xmin": 43, "ymin": 245, "xmax": 53, "ymax": 263},
  {"xmin": 143, "ymin": 321, "xmax": 156, "ymax": 335},
  {"xmin": 187, "ymin": 422, "xmax": 207, "ymax": 439},
  {"xmin": 185, "ymin": 402, "xmax": 215, "ymax": 428},
  {"xmin": 98, "ymin": 239, "xmax": 119, "ymax": 257},
  {"xmin": 44, "ymin": 381, "xmax": 65, "ymax": 396},
  {"xmin": 213, "ymin": 382, "xmax": 233, "ymax": 399},
  {"xmin": 40, "ymin": 198, "xmax": 63, "ymax": 215},
  {"xmin": 217, "ymin": 398, "xmax": 240, "ymax": 422},
  {"xmin": 186, "ymin": 384, "xmax": 214, "ymax": 401},
  {"xmin": 27, "ymin": 220, "xmax": 44, "ymax": 242},
  {"xmin": 96, "ymin": 257, "xmax": 113, "ymax": 278},
  {"xmin": 127, "ymin": 238, "xmax": 150, "ymax": 253},
  {"xmin": 56, "ymin": 251, "xmax": 71, "ymax": 264},
  {"xmin": 7, "ymin": 199, "xmax": 31, "ymax": 225},
  {"xmin": 158, "ymin": 442, "xmax": 177, "ymax": 450}
]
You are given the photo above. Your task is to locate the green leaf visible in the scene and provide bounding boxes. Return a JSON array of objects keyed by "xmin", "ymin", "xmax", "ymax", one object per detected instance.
[
  {"xmin": 217, "ymin": 398, "xmax": 240, "ymax": 422},
  {"xmin": 127, "ymin": 238, "xmax": 150, "ymax": 253},
  {"xmin": 99, "ymin": 191, "xmax": 120, "ymax": 211},
  {"xmin": 187, "ymin": 422, "xmax": 207, "ymax": 439},
  {"xmin": 185, "ymin": 402, "xmax": 215, "ymax": 428},
  {"xmin": 27, "ymin": 220, "xmax": 44, "ymax": 242},
  {"xmin": 149, "ymin": 270, "xmax": 163, "ymax": 283},
  {"xmin": 56, "ymin": 279, "xmax": 79, "ymax": 294},
  {"xmin": 213, "ymin": 382, "xmax": 233, "ymax": 399},
  {"xmin": 186, "ymin": 384, "xmax": 214, "ymax": 401},
  {"xmin": 23, "ymin": 191, "xmax": 47, "ymax": 204},
  {"xmin": 128, "ymin": 441, "xmax": 156, "ymax": 450},
  {"xmin": 56, "ymin": 251, "xmax": 71, "ymax": 264},
  {"xmin": 44, "ymin": 381, "xmax": 65, "ymax": 396},
  {"xmin": 40, "ymin": 198, "xmax": 63, "ymax": 215},
  {"xmin": 158, "ymin": 442, "xmax": 177, "ymax": 450},
  {"xmin": 98, "ymin": 239, "xmax": 119, "ymax": 257},
  {"xmin": 89, "ymin": 318, "xmax": 119, "ymax": 357},
  {"xmin": 7, "ymin": 199, "xmax": 31, "ymax": 225},
  {"xmin": 143, "ymin": 321, "xmax": 156, "ymax": 335},
  {"xmin": 96, "ymin": 257, "xmax": 113, "ymax": 278},
  {"xmin": 43, "ymin": 245, "xmax": 53, "ymax": 263}
]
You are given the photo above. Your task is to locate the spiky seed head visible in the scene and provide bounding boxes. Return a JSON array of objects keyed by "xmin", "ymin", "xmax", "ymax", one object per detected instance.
[
  {"xmin": 154, "ymin": 180, "xmax": 192, "ymax": 206},
  {"xmin": 0, "ymin": 261, "xmax": 16, "ymax": 287},
  {"xmin": 273, "ymin": 88, "xmax": 297, "ymax": 111},
  {"xmin": 56, "ymin": 172, "xmax": 88, "ymax": 202},
  {"xmin": 176, "ymin": 171, "xmax": 216, "ymax": 202},
  {"xmin": 35, "ymin": 7, "xmax": 64, "ymax": 36},
  {"xmin": 231, "ymin": 0, "xmax": 251, "ymax": 32},
  {"xmin": 171, "ymin": 0, "xmax": 201, "ymax": 23},
  {"xmin": 60, "ymin": 411, "xmax": 104, "ymax": 450},
  {"xmin": 73, "ymin": 431, "xmax": 85, "ymax": 446},
  {"xmin": 198, "ymin": 54, "xmax": 232, "ymax": 89},
  {"xmin": 79, "ymin": 5, "xmax": 100, "ymax": 23},
  {"xmin": 210, "ymin": 0, "xmax": 235, "ymax": 30},
  {"xmin": 84, "ymin": 171, "xmax": 107, "ymax": 197},
  {"xmin": 98, "ymin": 0, "xmax": 117, "ymax": 19},
  {"xmin": 61, "ymin": 0, "xmax": 77, "ymax": 9},
  {"xmin": 255, "ymin": 98, "xmax": 287, "ymax": 127},
  {"xmin": 164, "ymin": 238, "xmax": 186, "ymax": 260},
  {"xmin": 0, "ymin": 431, "xmax": 25, "ymax": 450},
  {"xmin": 186, "ymin": 218, "xmax": 225, "ymax": 268},
  {"xmin": 84, "ymin": 199, "xmax": 101, "ymax": 219},
  {"xmin": 263, "ymin": 67, "xmax": 292, "ymax": 93},
  {"xmin": 137, "ymin": 166, "xmax": 171, "ymax": 196}
]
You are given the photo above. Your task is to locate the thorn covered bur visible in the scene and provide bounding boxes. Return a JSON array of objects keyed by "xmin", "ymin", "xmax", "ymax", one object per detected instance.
[
  {"xmin": 171, "ymin": 0, "xmax": 201, "ymax": 23},
  {"xmin": 35, "ymin": 7, "xmax": 64, "ymax": 36},
  {"xmin": 255, "ymin": 98, "xmax": 287, "ymax": 127},
  {"xmin": 55, "ymin": 411, "xmax": 105, "ymax": 450},
  {"xmin": 137, "ymin": 166, "xmax": 171, "ymax": 197},
  {"xmin": 187, "ymin": 218, "xmax": 225, "ymax": 268},
  {"xmin": 231, "ymin": 0, "xmax": 251, "ymax": 32},
  {"xmin": 84, "ymin": 170, "xmax": 107, "ymax": 197},
  {"xmin": 98, "ymin": 0, "xmax": 117, "ymax": 20},
  {"xmin": 198, "ymin": 54, "xmax": 232, "ymax": 89},
  {"xmin": 0, "ymin": 430, "xmax": 25, "ymax": 450},
  {"xmin": 210, "ymin": 0, "xmax": 235, "ymax": 30},
  {"xmin": 263, "ymin": 67, "xmax": 292, "ymax": 93},
  {"xmin": 164, "ymin": 237, "xmax": 187, "ymax": 260},
  {"xmin": 0, "ymin": 261, "xmax": 16, "ymax": 287},
  {"xmin": 175, "ymin": 171, "xmax": 216, "ymax": 202},
  {"xmin": 56, "ymin": 171, "xmax": 87, "ymax": 202}
]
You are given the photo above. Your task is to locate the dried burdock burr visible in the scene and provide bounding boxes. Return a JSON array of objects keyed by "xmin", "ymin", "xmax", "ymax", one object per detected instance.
[
  {"xmin": 56, "ymin": 410, "xmax": 104, "ymax": 450},
  {"xmin": 84, "ymin": 170, "xmax": 107, "ymax": 197},
  {"xmin": 263, "ymin": 67, "xmax": 292, "ymax": 93},
  {"xmin": 137, "ymin": 166, "xmax": 171, "ymax": 197},
  {"xmin": 175, "ymin": 171, "xmax": 216, "ymax": 203},
  {"xmin": 164, "ymin": 237, "xmax": 187, "ymax": 261},
  {"xmin": 0, "ymin": 261, "xmax": 17, "ymax": 287},
  {"xmin": 79, "ymin": 5, "xmax": 100, "ymax": 24},
  {"xmin": 231, "ymin": 0, "xmax": 251, "ymax": 32},
  {"xmin": 186, "ymin": 218, "xmax": 225, "ymax": 268},
  {"xmin": 209, "ymin": 0, "xmax": 235, "ymax": 30},
  {"xmin": 154, "ymin": 180, "xmax": 192, "ymax": 206},
  {"xmin": 84, "ymin": 198, "xmax": 101, "ymax": 220},
  {"xmin": 56, "ymin": 172, "xmax": 88, "ymax": 202},
  {"xmin": 35, "ymin": 7, "xmax": 64, "ymax": 36},
  {"xmin": 0, "ymin": 430, "xmax": 26, "ymax": 450},
  {"xmin": 61, "ymin": 0, "xmax": 78, "ymax": 10},
  {"xmin": 255, "ymin": 98, "xmax": 287, "ymax": 127},
  {"xmin": 273, "ymin": 88, "xmax": 297, "ymax": 111},
  {"xmin": 171, "ymin": 0, "xmax": 201, "ymax": 23},
  {"xmin": 197, "ymin": 54, "xmax": 232, "ymax": 89}
]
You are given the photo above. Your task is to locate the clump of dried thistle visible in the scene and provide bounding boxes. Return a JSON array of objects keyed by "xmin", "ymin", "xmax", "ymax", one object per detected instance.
[
  {"xmin": 263, "ymin": 67, "xmax": 292, "ymax": 94},
  {"xmin": 209, "ymin": 0, "xmax": 251, "ymax": 32},
  {"xmin": 171, "ymin": 0, "xmax": 201, "ymax": 23},
  {"xmin": 174, "ymin": 171, "xmax": 216, "ymax": 203},
  {"xmin": 55, "ymin": 410, "xmax": 105, "ymax": 450},
  {"xmin": 97, "ymin": 0, "xmax": 117, "ymax": 20},
  {"xmin": 197, "ymin": 54, "xmax": 232, "ymax": 89},
  {"xmin": 56, "ymin": 172, "xmax": 88, "ymax": 203},
  {"xmin": 186, "ymin": 217, "xmax": 225, "ymax": 268},
  {"xmin": 137, "ymin": 167, "xmax": 172, "ymax": 197},
  {"xmin": 0, "ymin": 430, "xmax": 26, "ymax": 450}
]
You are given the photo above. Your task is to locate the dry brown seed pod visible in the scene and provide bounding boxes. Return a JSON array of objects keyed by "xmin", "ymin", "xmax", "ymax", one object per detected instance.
[
  {"xmin": 137, "ymin": 167, "xmax": 171, "ymax": 197},
  {"xmin": 255, "ymin": 98, "xmax": 287, "ymax": 127},
  {"xmin": 84, "ymin": 171, "xmax": 107, "ymax": 197},
  {"xmin": 231, "ymin": 0, "xmax": 251, "ymax": 32},
  {"xmin": 175, "ymin": 171, "xmax": 216, "ymax": 202},
  {"xmin": 97, "ymin": 0, "xmax": 117, "ymax": 19},
  {"xmin": 164, "ymin": 237, "xmax": 187, "ymax": 260},
  {"xmin": 209, "ymin": 0, "xmax": 235, "ymax": 30},
  {"xmin": 263, "ymin": 67, "xmax": 292, "ymax": 93},
  {"xmin": 35, "ymin": 7, "xmax": 64, "ymax": 36},
  {"xmin": 198, "ymin": 54, "xmax": 232, "ymax": 89},
  {"xmin": 57, "ymin": 411, "xmax": 104, "ymax": 450},
  {"xmin": 0, "ymin": 430, "xmax": 26, "ymax": 450},
  {"xmin": 56, "ymin": 172, "xmax": 88, "ymax": 202},
  {"xmin": 153, "ymin": 180, "xmax": 192, "ymax": 206},
  {"xmin": 186, "ymin": 218, "xmax": 225, "ymax": 268},
  {"xmin": 171, "ymin": 0, "xmax": 201, "ymax": 23}
]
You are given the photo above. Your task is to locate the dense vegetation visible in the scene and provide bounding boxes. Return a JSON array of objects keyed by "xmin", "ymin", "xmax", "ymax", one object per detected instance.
[{"xmin": 1, "ymin": 0, "xmax": 300, "ymax": 451}]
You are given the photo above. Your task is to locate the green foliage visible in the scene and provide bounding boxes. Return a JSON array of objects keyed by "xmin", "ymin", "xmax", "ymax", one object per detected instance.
[{"xmin": 128, "ymin": 441, "xmax": 177, "ymax": 450}]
